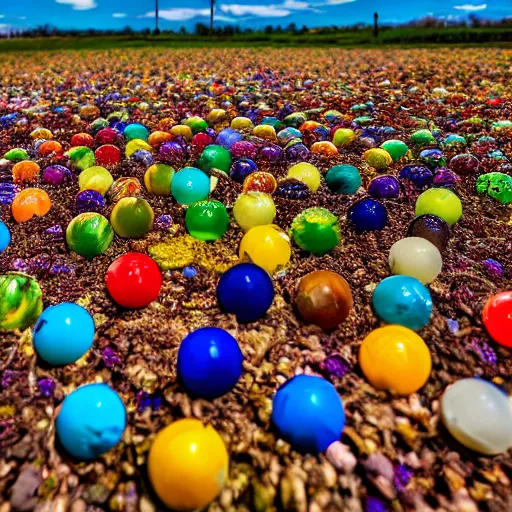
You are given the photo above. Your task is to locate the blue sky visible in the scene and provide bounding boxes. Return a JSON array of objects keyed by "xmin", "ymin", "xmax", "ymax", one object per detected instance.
[{"xmin": 0, "ymin": 0, "xmax": 510, "ymax": 32}]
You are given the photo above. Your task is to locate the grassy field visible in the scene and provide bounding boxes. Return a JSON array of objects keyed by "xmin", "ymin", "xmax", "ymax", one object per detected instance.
[{"xmin": 1, "ymin": 27, "xmax": 512, "ymax": 52}]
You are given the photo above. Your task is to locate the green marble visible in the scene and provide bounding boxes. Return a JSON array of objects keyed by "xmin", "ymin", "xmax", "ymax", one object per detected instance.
[
  {"xmin": 380, "ymin": 140, "xmax": 409, "ymax": 162},
  {"xmin": 66, "ymin": 212, "xmax": 114, "ymax": 259},
  {"xmin": 290, "ymin": 207, "xmax": 341, "ymax": 255},
  {"xmin": 111, "ymin": 197, "xmax": 154, "ymax": 238},
  {"xmin": 66, "ymin": 146, "xmax": 96, "ymax": 171},
  {"xmin": 0, "ymin": 273, "xmax": 43, "ymax": 330},
  {"xmin": 197, "ymin": 145, "xmax": 232, "ymax": 174},
  {"xmin": 185, "ymin": 200, "xmax": 229, "ymax": 241},
  {"xmin": 410, "ymin": 129, "xmax": 436, "ymax": 146}
]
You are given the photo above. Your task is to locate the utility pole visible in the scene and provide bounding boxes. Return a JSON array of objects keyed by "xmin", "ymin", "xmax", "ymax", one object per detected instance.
[
  {"xmin": 210, "ymin": 0, "xmax": 214, "ymax": 36},
  {"xmin": 373, "ymin": 12, "xmax": 379, "ymax": 38},
  {"xmin": 155, "ymin": 0, "xmax": 159, "ymax": 34}
]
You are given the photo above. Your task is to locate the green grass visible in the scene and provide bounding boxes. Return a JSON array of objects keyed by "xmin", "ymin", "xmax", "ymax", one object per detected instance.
[{"xmin": 1, "ymin": 27, "xmax": 512, "ymax": 53}]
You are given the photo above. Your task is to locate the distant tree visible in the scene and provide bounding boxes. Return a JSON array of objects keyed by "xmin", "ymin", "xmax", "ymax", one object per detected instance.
[
  {"xmin": 264, "ymin": 25, "xmax": 273, "ymax": 34},
  {"xmin": 195, "ymin": 23, "xmax": 209, "ymax": 36},
  {"xmin": 287, "ymin": 22, "xmax": 297, "ymax": 34},
  {"xmin": 122, "ymin": 25, "xmax": 134, "ymax": 35},
  {"xmin": 179, "ymin": 26, "xmax": 187, "ymax": 35},
  {"xmin": 469, "ymin": 14, "xmax": 482, "ymax": 28},
  {"xmin": 223, "ymin": 25, "xmax": 234, "ymax": 37},
  {"xmin": 275, "ymin": 25, "xmax": 283, "ymax": 33},
  {"xmin": 234, "ymin": 25, "xmax": 242, "ymax": 34},
  {"xmin": 300, "ymin": 25, "xmax": 308, "ymax": 34}
]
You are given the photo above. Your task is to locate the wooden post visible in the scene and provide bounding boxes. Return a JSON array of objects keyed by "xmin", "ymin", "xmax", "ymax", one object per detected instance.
[
  {"xmin": 210, "ymin": 0, "xmax": 215, "ymax": 35},
  {"xmin": 373, "ymin": 12, "xmax": 379, "ymax": 38}
]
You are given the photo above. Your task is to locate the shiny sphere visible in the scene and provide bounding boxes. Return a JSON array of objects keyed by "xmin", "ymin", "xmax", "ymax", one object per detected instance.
[
  {"xmin": 259, "ymin": 144, "xmax": 282, "ymax": 162},
  {"xmin": 75, "ymin": 190, "xmax": 106, "ymax": 214},
  {"xmin": 325, "ymin": 165, "xmax": 361, "ymax": 195},
  {"xmin": 272, "ymin": 375, "xmax": 345, "ymax": 453},
  {"xmin": 415, "ymin": 188, "xmax": 463, "ymax": 226},
  {"xmin": 0, "ymin": 273, "xmax": 43, "ymax": 330},
  {"xmin": 198, "ymin": 144, "xmax": 232, "ymax": 174},
  {"xmin": 372, "ymin": 275, "xmax": 432, "ymax": 331},
  {"xmin": 171, "ymin": 167, "xmax": 210, "ymax": 205},
  {"xmin": 380, "ymin": 139, "xmax": 409, "ymax": 161},
  {"xmin": 95, "ymin": 145, "xmax": 121, "ymax": 167},
  {"xmin": 106, "ymin": 252, "xmax": 162, "ymax": 309},
  {"xmin": 332, "ymin": 128, "xmax": 356, "ymax": 147},
  {"xmin": 359, "ymin": 325, "xmax": 431, "ymax": 395},
  {"xmin": 107, "ymin": 177, "xmax": 142, "ymax": 204},
  {"xmin": 66, "ymin": 213, "xmax": 114, "ymax": 259},
  {"xmin": 33, "ymin": 303, "xmax": 94, "ymax": 365},
  {"xmin": 296, "ymin": 270, "xmax": 353, "ymax": 329},
  {"xmin": 111, "ymin": 197, "xmax": 154, "ymax": 238},
  {"xmin": 178, "ymin": 327, "xmax": 244, "ymax": 398},
  {"xmin": 42, "ymin": 165, "xmax": 72, "ymax": 187},
  {"xmin": 0, "ymin": 221, "xmax": 11, "ymax": 253},
  {"xmin": 363, "ymin": 148, "xmax": 393, "ymax": 170},
  {"xmin": 348, "ymin": 198, "xmax": 388, "ymax": 232},
  {"xmin": 389, "ymin": 237, "xmax": 442, "ymax": 284},
  {"xmin": 185, "ymin": 200, "xmax": 229, "ymax": 241},
  {"xmin": 148, "ymin": 419, "xmax": 228, "ymax": 512},
  {"xmin": 12, "ymin": 160, "xmax": 40, "ymax": 184},
  {"xmin": 242, "ymin": 171, "xmax": 277, "ymax": 195},
  {"xmin": 482, "ymin": 291, "xmax": 512, "ymax": 348},
  {"xmin": 125, "ymin": 139, "xmax": 152, "ymax": 158},
  {"xmin": 230, "ymin": 158, "xmax": 257, "ymax": 183},
  {"xmin": 70, "ymin": 133, "xmax": 94, "ymax": 148},
  {"xmin": 217, "ymin": 263, "xmax": 274, "ymax": 323},
  {"xmin": 216, "ymin": 128, "xmax": 243, "ymax": 150},
  {"xmin": 287, "ymin": 162, "xmax": 321, "ymax": 192},
  {"xmin": 66, "ymin": 146, "xmax": 95, "ymax": 171},
  {"xmin": 239, "ymin": 224, "xmax": 291, "ymax": 273},
  {"xmin": 449, "ymin": 153, "xmax": 480, "ymax": 175},
  {"xmin": 399, "ymin": 165, "xmax": 433, "ymax": 189},
  {"xmin": 158, "ymin": 141, "xmax": 186, "ymax": 166},
  {"xmin": 56, "ymin": 383, "xmax": 126, "ymax": 460},
  {"xmin": 441, "ymin": 378, "xmax": 512, "ymax": 455},
  {"xmin": 230, "ymin": 140, "xmax": 257, "ymax": 159},
  {"xmin": 407, "ymin": 214, "xmax": 451, "ymax": 252},
  {"xmin": 144, "ymin": 163, "xmax": 175, "ymax": 196},
  {"xmin": 12, "ymin": 188, "xmax": 52, "ymax": 223},
  {"xmin": 124, "ymin": 123, "xmax": 149, "ymax": 141},
  {"xmin": 290, "ymin": 207, "xmax": 341, "ymax": 255},
  {"xmin": 78, "ymin": 166, "xmax": 114, "ymax": 196},
  {"xmin": 233, "ymin": 192, "xmax": 276, "ymax": 231},
  {"xmin": 368, "ymin": 175, "xmax": 401, "ymax": 199}
]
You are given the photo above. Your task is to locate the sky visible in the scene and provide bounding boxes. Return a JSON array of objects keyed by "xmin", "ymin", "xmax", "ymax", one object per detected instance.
[{"xmin": 0, "ymin": 0, "xmax": 510, "ymax": 32}]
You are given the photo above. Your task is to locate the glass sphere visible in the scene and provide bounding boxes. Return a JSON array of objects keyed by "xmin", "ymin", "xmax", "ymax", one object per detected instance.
[
  {"xmin": 42, "ymin": 165, "xmax": 72, "ymax": 187},
  {"xmin": 148, "ymin": 419, "xmax": 228, "ymax": 511},
  {"xmin": 158, "ymin": 141, "xmax": 186, "ymax": 166},
  {"xmin": 185, "ymin": 200, "xmax": 229, "ymax": 241},
  {"xmin": 363, "ymin": 148, "xmax": 393, "ymax": 170},
  {"xmin": 286, "ymin": 162, "xmax": 321, "ymax": 192},
  {"xmin": 75, "ymin": 190, "xmax": 106, "ymax": 214},
  {"xmin": 368, "ymin": 175, "xmax": 400, "ymax": 199},
  {"xmin": 399, "ymin": 165, "xmax": 434, "ymax": 189},
  {"xmin": 325, "ymin": 165, "xmax": 361, "ymax": 195},
  {"xmin": 0, "ymin": 273, "xmax": 43, "ymax": 330},
  {"xmin": 441, "ymin": 379, "xmax": 512, "ymax": 455},
  {"xmin": 111, "ymin": 197, "xmax": 154, "ymax": 238},
  {"xmin": 449, "ymin": 153, "xmax": 480, "ymax": 175},
  {"xmin": 332, "ymin": 128, "xmax": 356, "ymax": 147},
  {"xmin": 296, "ymin": 270, "xmax": 353, "ymax": 329},
  {"xmin": 144, "ymin": 163, "xmax": 175, "ymax": 196},
  {"xmin": 359, "ymin": 325, "xmax": 431, "ymax": 395},
  {"xmin": 242, "ymin": 172, "xmax": 277, "ymax": 195},
  {"xmin": 415, "ymin": 188, "xmax": 462, "ymax": 226},
  {"xmin": 348, "ymin": 198, "xmax": 388, "ymax": 232},
  {"xmin": 372, "ymin": 275, "xmax": 432, "ymax": 331},
  {"xmin": 233, "ymin": 192, "xmax": 276, "ymax": 231},
  {"xmin": 66, "ymin": 212, "xmax": 114, "ymax": 259},
  {"xmin": 389, "ymin": 237, "xmax": 442, "ymax": 284},
  {"xmin": 171, "ymin": 167, "xmax": 210, "ymax": 205},
  {"xmin": 380, "ymin": 139, "xmax": 409, "ymax": 161},
  {"xmin": 407, "ymin": 214, "xmax": 450, "ymax": 252},
  {"xmin": 198, "ymin": 144, "xmax": 232, "ymax": 174},
  {"xmin": 482, "ymin": 291, "xmax": 512, "ymax": 348},
  {"xmin": 230, "ymin": 158, "xmax": 257, "ymax": 183},
  {"xmin": 239, "ymin": 224, "xmax": 291, "ymax": 273},
  {"xmin": 78, "ymin": 166, "xmax": 114, "ymax": 196},
  {"xmin": 12, "ymin": 188, "xmax": 52, "ymax": 223},
  {"xmin": 107, "ymin": 177, "xmax": 142, "ymax": 204},
  {"xmin": 290, "ymin": 207, "xmax": 341, "ymax": 255},
  {"xmin": 12, "ymin": 160, "xmax": 40, "ymax": 184}
]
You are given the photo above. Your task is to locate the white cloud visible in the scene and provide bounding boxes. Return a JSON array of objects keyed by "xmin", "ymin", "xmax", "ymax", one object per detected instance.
[
  {"xmin": 322, "ymin": 0, "xmax": 356, "ymax": 4},
  {"xmin": 453, "ymin": 3, "xmax": 487, "ymax": 11},
  {"xmin": 140, "ymin": 8, "xmax": 209, "ymax": 21},
  {"xmin": 220, "ymin": 4, "xmax": 291, "ymax": 17},
  {"xmin": 55, "ymin": 0, "xmax": 97, "ymax": 11},
  {"xmin": 112, "ymin": 13, "xmax": 127, "ymax": 18}
]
